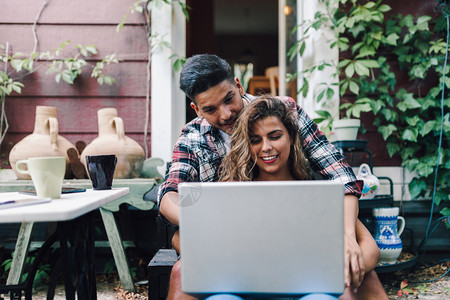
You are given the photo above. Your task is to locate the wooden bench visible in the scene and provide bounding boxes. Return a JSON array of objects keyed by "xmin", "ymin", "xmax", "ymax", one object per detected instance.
[{"xmin": 147, "ymin": 248, "xmax": 178, "ymax": 300}]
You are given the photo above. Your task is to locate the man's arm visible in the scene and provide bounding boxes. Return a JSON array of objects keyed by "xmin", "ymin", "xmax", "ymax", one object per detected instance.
[
  {"xmin": 157, "ymin": 122, "xmax": 201, "ymax": 227},
  {"xmin": 160, "ymin": 191, "xmax": 180, "ymax": 226},
  {"xmin": 292, "ymin": 99, "xmax": 361, "ymax": 197}
]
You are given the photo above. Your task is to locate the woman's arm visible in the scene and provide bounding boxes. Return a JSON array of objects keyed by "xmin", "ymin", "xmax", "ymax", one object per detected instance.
[
  {"xmin": 356, "ymin": 218, "xmax": 380, "ymax": 271},
  {"xmin": 344, "ymin": 195, "xmax": 365, "ymax": 292}
]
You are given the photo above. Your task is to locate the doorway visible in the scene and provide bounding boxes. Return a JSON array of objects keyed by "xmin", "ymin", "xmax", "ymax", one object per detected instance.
[{"xmin": 185, "ymin": 0, "xmax": 279, "ymax": 122}]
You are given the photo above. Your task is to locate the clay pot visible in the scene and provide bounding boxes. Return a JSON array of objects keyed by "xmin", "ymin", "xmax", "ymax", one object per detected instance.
[
  {"xmin": 9, "ymin": 106, "xmax": 76, "ymax": 179},
  {"xmin": 80, "ymin": 108, "xmax": 145, "ymax": 178}
]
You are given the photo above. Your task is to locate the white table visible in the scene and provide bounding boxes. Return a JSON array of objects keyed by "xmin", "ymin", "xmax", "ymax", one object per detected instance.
[
  {"xmin": 0, "ymin": 188, "xmax": 129, "ymax": 222},
  {"xmin": 0, "ymin": 188, "xmax": 130, "ymax": 299}
]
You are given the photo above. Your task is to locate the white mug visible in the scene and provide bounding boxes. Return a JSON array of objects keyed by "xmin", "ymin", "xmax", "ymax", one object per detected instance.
[{"xmin": 16, "ymin": 156, "xmax": 66, "ymax": 199}]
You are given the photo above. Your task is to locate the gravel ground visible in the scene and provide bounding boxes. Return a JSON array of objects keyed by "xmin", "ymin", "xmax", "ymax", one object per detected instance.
[
  {"xmin": 378, "ymin": 261, "xmax": 450, "ymax": 299},
  {"xmin": 3, "ymin": 262, "xmax": 448, "ymax": 299}
]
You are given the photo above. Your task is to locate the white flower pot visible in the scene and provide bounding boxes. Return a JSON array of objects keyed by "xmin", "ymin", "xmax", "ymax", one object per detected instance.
[{"xmin": 333, "ymin": 119, "xmax": 361, "ymax": 141}]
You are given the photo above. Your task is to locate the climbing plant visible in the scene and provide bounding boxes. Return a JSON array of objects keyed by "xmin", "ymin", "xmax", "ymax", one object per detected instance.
[
  {"xmin": 290, "ymin": 0, "xmax": 449, "ymax": 222},
  {"xmin": 0, "ymin": 41, "xmax": 119, "ymax": 151}
]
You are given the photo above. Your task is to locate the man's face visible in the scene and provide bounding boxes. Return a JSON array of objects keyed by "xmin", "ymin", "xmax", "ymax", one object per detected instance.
[{"xmin": 190, "ymin": 78, "xmax": 245, "ymax": 135}]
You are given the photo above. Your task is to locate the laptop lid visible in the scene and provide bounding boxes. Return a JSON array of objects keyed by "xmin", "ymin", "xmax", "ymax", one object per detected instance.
[{"xmin": 179, "ymin": 180, "xmax": 345, "ymax": 297}]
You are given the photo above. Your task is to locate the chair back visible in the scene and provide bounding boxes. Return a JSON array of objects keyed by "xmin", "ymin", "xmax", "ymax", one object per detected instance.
[{"xmin": 264, "ymin": 66, "xmax": 279, "ymax": 96}]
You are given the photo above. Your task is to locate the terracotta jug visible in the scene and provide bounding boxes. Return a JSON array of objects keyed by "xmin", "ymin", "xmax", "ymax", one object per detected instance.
[
  {"xmin": 9, "ymin": 106, "xmax": 76, "ymax": 180},
  {"xmin": 80, "ymin": 108, "xmax": 145, "ymax": 178}
]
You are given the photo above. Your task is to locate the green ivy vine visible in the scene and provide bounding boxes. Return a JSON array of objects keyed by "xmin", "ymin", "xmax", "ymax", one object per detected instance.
[{"xmin": 290, "ymin": 0, "xmax": 449, "ymax": 223}]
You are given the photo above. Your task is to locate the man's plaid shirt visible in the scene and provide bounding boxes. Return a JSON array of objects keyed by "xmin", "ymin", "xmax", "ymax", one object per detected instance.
[{"xmin": 158, "ymin": 96, "xmax": 362, "ymax": 205}]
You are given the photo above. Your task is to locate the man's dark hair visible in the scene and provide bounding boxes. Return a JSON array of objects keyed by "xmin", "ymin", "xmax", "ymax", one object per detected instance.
[{"xmin": 179, "ymin": 54, "xmax": 234, "ymax": 103}]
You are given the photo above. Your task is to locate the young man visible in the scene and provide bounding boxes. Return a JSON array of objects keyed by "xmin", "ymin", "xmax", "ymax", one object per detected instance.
[{"xmin": 158, "ymin": 54, "xmax": 388, "ymax": 300}]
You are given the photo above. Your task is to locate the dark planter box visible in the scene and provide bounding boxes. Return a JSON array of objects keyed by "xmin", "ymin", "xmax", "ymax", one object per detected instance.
[{"xmin": 360, "ymin": 200, "xmax": 449, "ymax": 257}]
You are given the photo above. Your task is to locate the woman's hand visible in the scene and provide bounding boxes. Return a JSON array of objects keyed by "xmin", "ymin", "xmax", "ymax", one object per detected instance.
[{"xmin": 344, "ymin": 232, "xmax": 365, "ymax": 292}]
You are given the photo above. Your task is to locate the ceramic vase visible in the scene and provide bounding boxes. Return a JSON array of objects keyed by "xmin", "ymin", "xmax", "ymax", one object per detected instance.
[
  {"xmin": 9, "ymin": 106, "xmax": 75, "ymax": 180},
  {"xmin": 373, "ymin": 207, "xmax": 405, "ymax": 264},
  {"xmin": 80, "ymin": 108, "xmax": 145, "ymax": 178},
  {"xmin": 357, "ymin": 163, "xmax": 380, "ymax": 200}
]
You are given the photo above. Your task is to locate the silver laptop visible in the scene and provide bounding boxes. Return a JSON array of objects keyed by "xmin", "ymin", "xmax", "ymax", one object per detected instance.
[{"xmin": 179, "ymin": 180, "xmax": 345, "ymax": 297}]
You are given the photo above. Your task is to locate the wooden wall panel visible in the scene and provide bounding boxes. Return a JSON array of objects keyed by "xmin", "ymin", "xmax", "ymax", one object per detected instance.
[
  {"xmin": 0, "ymin": 25, "xmax": 148, "ymax": 60},
  {"xmin": 11, "ymin": 61, "xmax": 148, "ymax": 97},
  {"xmin": 1, "ymin": 132, "xmax": 152, "ymax": 169},
  {"xmin": 4, "ymin": 133, "xmax": 150, "ymax": 150},
  {"xmin": 0, "ymin": 0, "xmax": 145, "ymax": 24},
  {"xmin": 5, "ymin": 97, "xmax": 149, "ymax": 133},
  {"xmin": 1, "ymin": 0, "xmax": 153, "ymax": 167}
]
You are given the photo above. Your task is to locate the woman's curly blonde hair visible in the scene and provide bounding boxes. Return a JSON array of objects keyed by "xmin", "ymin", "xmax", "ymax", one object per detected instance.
[{"xmin": 219, "ymin": 95, "xmax": 311, "ymax": 181}]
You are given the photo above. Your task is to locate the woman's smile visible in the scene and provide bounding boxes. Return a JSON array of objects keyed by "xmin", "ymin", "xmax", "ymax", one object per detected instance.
[{"xmin": 260, "ymin": 154, "xmax": 279, "ymax": 163}]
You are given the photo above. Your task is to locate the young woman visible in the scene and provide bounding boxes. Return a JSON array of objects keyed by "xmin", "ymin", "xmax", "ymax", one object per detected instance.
[{"xmin": 219, "ymin": 96, "xmax": 387, "ymax": 300}]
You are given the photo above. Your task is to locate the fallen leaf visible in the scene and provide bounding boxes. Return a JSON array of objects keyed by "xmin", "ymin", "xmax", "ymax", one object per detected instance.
[{"xmin": 400, "ymin": 279, "xmax": 408, "ymax": 290}]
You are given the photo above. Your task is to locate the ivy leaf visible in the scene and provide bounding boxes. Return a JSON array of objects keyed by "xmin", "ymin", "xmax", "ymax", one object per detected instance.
[
  {"xmin": 338, "ymin": 37, "xmax": 349, "ymax": 51},
  {"xmin": 406, "ymin": 116, "xmax": 420, "ymax": 126},
  {"xmin": 416, "ymin": 16, "xmax": 432, "ymax": 31},
  {"xmin": 378, "ymin": 4, "xmax": 392, "ymax": 12},
  {"xmin": 358, "ymin": 59, "xmax": 380, "ymax": 68},
  {"xmin": 299, "ymin": 78, "xmax": 309, "ymax": 97},
  {"xmin": 379, "ymin": 124, "xmax": 397, "ymax": 140},
  {"xmin": 349, "ymin": 81, "xmax": 359, "ymax": 95},
  {"xmin": 384, "ymin": 33, "xmax": 399, "ymax": 46},
  {"xmin": 398, "ymin": 94, "xmax": 421, "ymax": 111},
  {"xmin": 11, "ymin": 82, "xmax": 23, "ymax": 94},
  {"xmin": 340, "ymin": 80, "xmax": 349, "ymax": 96},
  {"xmin": 420, "ymin": 120, "xmax": 436, "ymax": 136},
  {"xmin": 402, "ymin": 128, "xmax": 418, "ymax": 142},
  {"xmin": 444, "ymin": 77, "xmax": 450, "ymax": 89},
  {"xmin": 381, "ymin": 108, "xmax": 395, "ymax": 122},
  {"xmin": 103, "ymin": 75, "xmax": 116, "ymax": 85},
  {"xmin": 371, "ymin": 30, "xmax": 383, "ymax": 41},
  {"xmin": 316, "ymin": 89, "xmax": 326, "ymax": 103},
  {"xmin": 85, "ymin": 45, "xmax": 98, "ymax": 55},
  {"xmin": 416, "ymin": 163, "xmax": 434, "ymax": 177},
  {"xmin": 444, "ymin": 113, "xmax": 450, "ymax": 131},
  {"xmin": 299, "ymin": 41, "xmax": 306, "ymax": 56},
  {"xmin": 326, "ymin": 87, "xmax": 335, "ymax": 100},
  {"xmin": 354, "ymin": 61, "xmax": 370, "ymax": 76},
  {"xmin": 411, "ymin": 65, "xmax": 426, "ymax": 79},
  {"xmin": 440, "ymin": 207, "xmax": 450, "ymax": 216},
  {"xmin": 355, "ymin": 47, "xmax": 376, "ymax": 58},
  {"xmin": 345, "ymin": 63, "xmax": 355, "ymax": 78},
  {"xmin": 338, "ymin": 59, "xmax": 351, "ymax": 69},
  {"xmin": 409, "ymin": 179, "xmax": 427, "ymax": 199},
  {"xmin": 404, "ymin": 96, "xmax": 421, "ymax": 109}
]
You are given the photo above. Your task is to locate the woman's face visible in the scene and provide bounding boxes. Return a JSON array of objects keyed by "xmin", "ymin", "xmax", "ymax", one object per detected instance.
[{"xmin": 249, "ymin": 116, "xmax": 293, "ymax": 180}]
